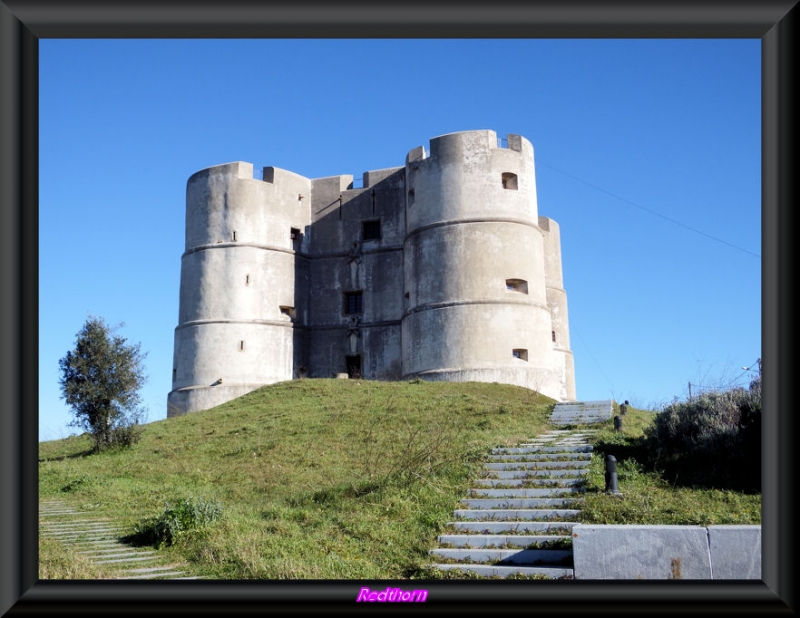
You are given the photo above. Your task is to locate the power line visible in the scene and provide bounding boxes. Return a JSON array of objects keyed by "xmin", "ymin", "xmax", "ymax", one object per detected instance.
[
  {"xmin": 537, "ymin": 159, "xmax": 761, "ymax": 259},
  {"xmin": 572, "ymin": 323, "xmax": 616, "ymax": 395}
]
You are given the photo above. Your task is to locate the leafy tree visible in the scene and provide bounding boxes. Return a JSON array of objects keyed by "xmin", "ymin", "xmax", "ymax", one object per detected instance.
[{"xmin": 58, "ymin": 316, "xmax": 148, "ymax": 451}]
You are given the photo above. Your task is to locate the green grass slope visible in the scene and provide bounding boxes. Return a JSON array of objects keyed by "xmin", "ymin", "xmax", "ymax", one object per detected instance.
[{"xmin": 39, "ymin": 379, "xmax": 556, "ymax": 579}]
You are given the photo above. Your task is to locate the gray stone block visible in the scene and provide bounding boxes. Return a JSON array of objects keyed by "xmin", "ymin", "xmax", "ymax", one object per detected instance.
[
  {"xmin": 572, "ymin": 525, "xmax": 712, "ymax": 579},
  {"xmin": 708, "ymin": 525, "xmax": 761, "ymax": 579}
]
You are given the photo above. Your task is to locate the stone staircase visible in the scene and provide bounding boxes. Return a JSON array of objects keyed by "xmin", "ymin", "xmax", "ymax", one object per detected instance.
[
  {"xmin": 39, "ymin": 500, "xmax": 203, "ymax": 580},
  {"xmin": 426, "ymin": 428, "xmax": 597, "ymax": 578},
  {"xmin": 550, "ymin": 400, "xmax": 613, "ymax": 425}
]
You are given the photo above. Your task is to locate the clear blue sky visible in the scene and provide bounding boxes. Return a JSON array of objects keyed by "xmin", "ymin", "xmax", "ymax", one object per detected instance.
[{"xmin": 39, "ymin": 39, "xmax": 761, "ymax": 442}]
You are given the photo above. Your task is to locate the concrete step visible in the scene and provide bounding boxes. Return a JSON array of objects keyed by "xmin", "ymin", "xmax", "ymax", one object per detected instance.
[
  {"xmin": 437, "ymin": 534, "xmax": 570, "ymax": 548},
  {"xmin": 430, "ymin": 548, "xmax": 573, "ymax": 565},
  {"xmin": 40, "ymin": 520, "xmax": 112, "ymax": 527},
  {"xmin": 446, "ymin": 521, "xmax": 578, "ymax": 534},
  {"xmin": 487, "ymin": 453, "xmax": 592, "ymax": 461},
  {"xmin": 460, "ymin": 498, "xmax": 582, "ymax": 509},
  {"xmin": 93, "ymin": 555, "xmax": 159, "ymax": 564},
  {"xmin": 492, "ymin": 445, "xmax": 593, "ymax": 454},
  {"xmin": 39, "ymin": 499, "xmax": 201, "ymax": 580},
  {"xmin": 467, "ymin": 488, "xmax": 582, "ymax": 498},
  {"xmin": 78, "ymin": 545, "xmax": 156, "ymax": 562},
  {"xmin": 119, "ymin": 571, "xmax": 190, "ymax": 580},
  {"xmin": 550, "ymin": 400, "xmax": 613, "ymax": 425},
  {"xmin": 482, "ymin": 466, "xmax": 587, "ymax": 475},
  {"xmin": 472, "ymin": 478, "xmax": 585, "ymax": 487},
  {"xmin": 116, "ymin": 566, "xmax": 191, "ymax": 579},
  {"xmin": 428, "ymin": 429, "xmax": 593, "ymax": 579},
  {"xmin": 483, "ymin": 461, "xmax": 590, "ymax": 470},
  {"xmin": 480, "ymin": 470, "xmax": 587, "ymax": 480},
  {"xmin": 452, "ymin": 509, "xmax": 581, "ymax": 520}
]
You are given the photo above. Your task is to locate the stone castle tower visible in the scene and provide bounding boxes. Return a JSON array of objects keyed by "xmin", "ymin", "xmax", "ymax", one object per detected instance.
[{"xmin": 167, "ymin": 130, "xmax": 576, "ymax": 417}]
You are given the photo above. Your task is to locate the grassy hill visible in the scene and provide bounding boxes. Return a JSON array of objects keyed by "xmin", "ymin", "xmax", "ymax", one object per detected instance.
[
  {"xmin": 39, "ymin": 379, "xmax": 558, "ymax": 579},
  {"xmin": 39, "ymin": 378, "xmax": 761, "ymax": 580}
]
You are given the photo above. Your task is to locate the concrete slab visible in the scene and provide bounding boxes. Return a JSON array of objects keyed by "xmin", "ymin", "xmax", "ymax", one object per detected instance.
[
  {"xmin": 572, "ymin": 525, "xmax": 712, "ymax": 579},
  {"xmin": 708, "ymin": 525, "xmax": 761, "ymax": 579},
  {"xmin": 429, "ymin": 563, "xmax": 572, "ymax": 578}
]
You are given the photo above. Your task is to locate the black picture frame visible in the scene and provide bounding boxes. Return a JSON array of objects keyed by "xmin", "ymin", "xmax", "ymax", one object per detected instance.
[{"xmin": 1, "ymin": 1, "xmax": 795, "ymax": 614}]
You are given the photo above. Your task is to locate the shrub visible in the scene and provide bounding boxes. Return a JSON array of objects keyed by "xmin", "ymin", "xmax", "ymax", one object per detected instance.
[
  {"xmin": 132, "ymin": 497, "xmax": 223, "ymax": 547},
  {"xmin": 645, "ymin": 375, "xmax": 760, "ymax": 492}
]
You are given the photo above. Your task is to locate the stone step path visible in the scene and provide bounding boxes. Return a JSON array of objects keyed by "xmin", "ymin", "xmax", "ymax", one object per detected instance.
[
  {"xmin": 550, "ymin": 401, "xmax": 613, "ymax": 425},
  {"xmin": 426, "ymin": 428, "xmax": 597, "ymax": 579},
  {"xmin": 39, "ymin": 500, "xmax": 204, "ymax": 580}
]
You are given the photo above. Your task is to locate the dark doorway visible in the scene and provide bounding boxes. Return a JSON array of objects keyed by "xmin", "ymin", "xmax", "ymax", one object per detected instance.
[{"xmin": 346, "ymin": 355, "xmax": 362, "ymax": 379}]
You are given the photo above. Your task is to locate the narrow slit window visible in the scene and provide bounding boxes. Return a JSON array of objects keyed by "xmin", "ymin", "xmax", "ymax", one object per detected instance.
[
  {"xmin": 245, "ymin": 274, "xmax": 250, "ymax": 286},
  {"xmin": 512, "ymin": 349, "xmax": 528, "ymax": 361},
  {"xmin": 280, "ymin": 305, "xmax": 296, "ymax": 320},
  {"xmin": 239, "ymin": 340, "xmax": 245, "ymax": 352},
  {"xmin": 344, "ymin": 291, "xmax": 363, "ymax": 315},
  {"xmin": 552, "ymin": 330, "xmax": 557, "ymax": 343},
  {"xmin": 232, "ymin": 230, "xmax": 237, "ymax": 241},
  {"xmin": 501, "ymin": 172, "xmax": 518, "ymax": 190},
  {"xmin": 506, "ymin": 278, "xmax": 528, "ymax": 294},
  {"xmin": 290, "ymin": 227, "xmax": 300, "ymax": 240},
  {"xmin": 408, "ymin": 188, "xmax": 415, "ymax": 206},
  {"xmin": 362, "ymin": 220, "xmax": 381, "ymax": 240}
]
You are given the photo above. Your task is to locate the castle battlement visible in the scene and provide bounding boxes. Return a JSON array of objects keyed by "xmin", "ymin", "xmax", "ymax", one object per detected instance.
[{"xmin": 167, "ymin": 130, "xmax": 575, "ymax": 418}]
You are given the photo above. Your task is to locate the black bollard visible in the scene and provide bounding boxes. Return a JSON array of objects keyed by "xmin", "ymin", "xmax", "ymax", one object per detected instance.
[
  {"xmin": 613, "ymin": 415, "xmax": 622, "ymax": 431},
  {"xmin": 605, "ymin": 454, "xmax": 621, "ymax": 495}
]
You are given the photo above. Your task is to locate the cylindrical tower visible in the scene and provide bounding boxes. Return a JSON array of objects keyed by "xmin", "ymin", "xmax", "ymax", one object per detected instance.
[
  {"xmin": 167, "ymin": 162, "xmax": 310, "ymax": 417},
  {"xmin": 539, "ymin": 216, "xmax": 577, "ymax": 400},
  {"xmin": 402, "ymin": 130, "xmax": 564, "ymax": 397}
]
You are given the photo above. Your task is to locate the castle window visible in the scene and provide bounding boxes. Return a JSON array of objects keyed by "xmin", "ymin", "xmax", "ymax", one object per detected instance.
[
  {"xmin": 344, "ymin": 291, "xmax": 363, "ymax": 315},
  {"xmin": 408, "ymin": 188, "xmax": 415, "ymax": 206},
  {"xmin": 362, "ymin": 220, "xmax": 381, "ymax": 241},
  {"xmin": 172, "ymin": 368, "xmax": 176, "ymax": 382},
  {"xmin": 501, "ymin": 173, "xmax": 518, "ymax": 190},
  {"xmin": 239, "ymin": 340, "xmax": 245, "ymax": 352},
  {"xmin": 506, "ymin": 278, "xmax": 528, "ymax": 294},
  {"xmin": 280, "ymin": 305, "xmax": 296, "ymax": 320},
  {"xmin": 245, "ymin": 274, "xmax": 250, "ymax": 286},
  {"xmin": 290, "ymin": 227, "xmax": 300, "ymax": 240},
  {"xmin": 232, "ymin": 230, "xmax": 238, "ymax": 241},
  {"xmin": 513, "ymin": 349, "xmax": 528, "ymax": 361},
  {"xmin": 552, "ymin": 330, "xmax": 557, "ymax": 343}
]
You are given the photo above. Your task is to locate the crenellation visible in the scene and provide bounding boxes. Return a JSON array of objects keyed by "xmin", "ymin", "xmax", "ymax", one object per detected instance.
[{"xmin": 167, "ymin": 130, "xmax": 576, "ymax": 417}]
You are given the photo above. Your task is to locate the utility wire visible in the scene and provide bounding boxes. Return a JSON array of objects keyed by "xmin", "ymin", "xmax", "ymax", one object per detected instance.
[
  {"xmin": 572, "ymin": 324, "xmax": 616, "ymax": 395},
  {"xmin": 537, "ymin": 159, "xmax": 761, "ymax": 260}
]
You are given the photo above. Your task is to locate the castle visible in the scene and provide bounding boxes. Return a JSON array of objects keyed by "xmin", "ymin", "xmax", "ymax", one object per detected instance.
[{"xmin": 167, "ymin": 130, "xmax": 576, "ymax": 417}]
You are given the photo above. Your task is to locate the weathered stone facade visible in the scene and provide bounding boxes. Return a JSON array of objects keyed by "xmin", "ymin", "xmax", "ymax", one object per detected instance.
[{"xmin": 167, "ymin": 130, "xmax": 576, "ymax": 417}]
